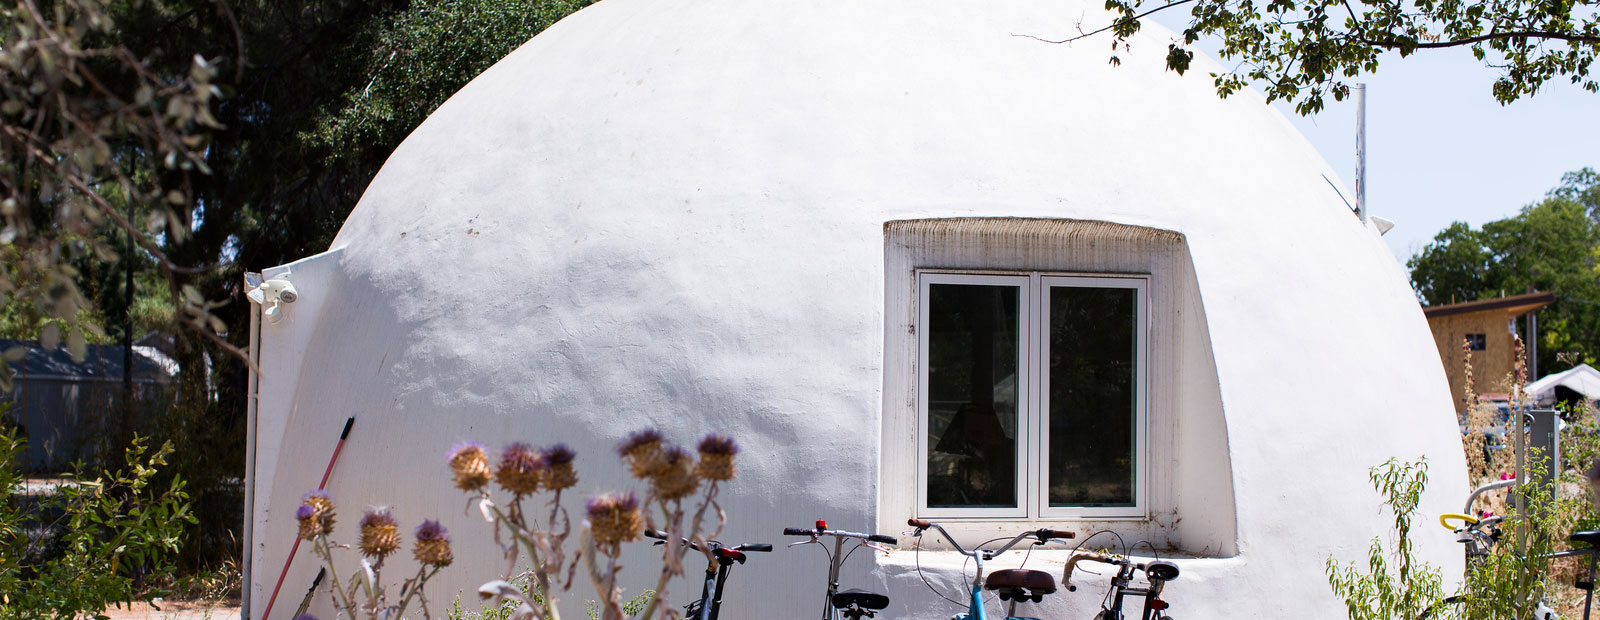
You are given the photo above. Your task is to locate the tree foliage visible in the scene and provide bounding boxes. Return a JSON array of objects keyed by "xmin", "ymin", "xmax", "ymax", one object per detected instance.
[
  {"xmin": 1020, "ymin": 0, "xmax": 1600, "ymax": 114},
  {"xmin": 0, "ymin": 0, "xmax": 594, "ymax": 575},
  {"xmin": 0, "ymin": 428, "xmax": 194, "ymax": 618},
  {"xmin": 1408, "ymin": 169, "xmax": 1600, "ymax": 371}
]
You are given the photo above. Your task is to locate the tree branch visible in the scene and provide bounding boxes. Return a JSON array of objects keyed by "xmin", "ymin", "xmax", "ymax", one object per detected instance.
[
  {"xmin": 1012, "ymin": 0, "xmax": 1199, "ymax": 44},
  {"xmin": 1360, "ymin": 29, "xmax": 1600, "ymax": 49}
]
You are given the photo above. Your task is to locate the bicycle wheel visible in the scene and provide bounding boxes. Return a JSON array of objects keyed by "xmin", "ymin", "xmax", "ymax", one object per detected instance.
[{"xmin": 1417, "ymin": 595, "xmax": 1462, "ymax": 620}]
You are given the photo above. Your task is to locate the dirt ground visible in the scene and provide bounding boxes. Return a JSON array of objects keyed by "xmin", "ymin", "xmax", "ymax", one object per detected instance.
[{"xmin": 99, "ymin": 600, "xmax": 242, "ymax": 620}]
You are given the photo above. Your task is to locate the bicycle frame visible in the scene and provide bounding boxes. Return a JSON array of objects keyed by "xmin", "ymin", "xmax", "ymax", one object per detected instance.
[
  {"xmin": 645, "ymin": 530, "xmax": 770, "ymax": 620},
  {"xmin": 906, "ymin": 519, "xmax": 1071, "ymax": 620},
  {"xmin": 1064, "ymin": 553, "xmax": 1176, "ymax": 620},
  {"xmin": 783, "ymin": 520, "xmax": 898, "ymax": 620},
  {"xmin": 1432, "ymin": 478, "xmax": 1597, "ymax": 620}
]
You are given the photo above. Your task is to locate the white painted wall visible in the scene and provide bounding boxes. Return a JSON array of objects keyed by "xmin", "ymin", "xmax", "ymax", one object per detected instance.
[{"xmin": 246, "ymin": 0, "xmax": 1468, "ymax": 617}]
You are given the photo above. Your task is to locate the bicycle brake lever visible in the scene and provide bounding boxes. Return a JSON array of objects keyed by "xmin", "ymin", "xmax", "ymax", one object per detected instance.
[
  {"xmin": 787, "ymin": 540, "xmax": 816, "ymax": 548},
  {"xmin": 864, "ymin": 542, "xmax": 893, "ymax": 554}
]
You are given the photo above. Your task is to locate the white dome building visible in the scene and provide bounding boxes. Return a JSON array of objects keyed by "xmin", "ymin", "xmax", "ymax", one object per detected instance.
[{"xmin": 242, "ymin": 0, "xmax": 1469, "ymax": 617}]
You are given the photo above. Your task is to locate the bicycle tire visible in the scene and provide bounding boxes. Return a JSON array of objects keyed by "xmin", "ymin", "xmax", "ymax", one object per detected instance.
[{"xmin": 1417, "ymin": 595, "xmax": 1462, "ymax": 620}]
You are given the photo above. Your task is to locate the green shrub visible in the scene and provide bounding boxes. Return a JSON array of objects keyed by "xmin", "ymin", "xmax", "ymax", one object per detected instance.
[
  {"xmin": 0, "ymin": 427, "xmax": 196, "ymax": 619},
  {"xmin": 1326, "ymin": 457, "xmax": 1446, "ymax": 620}
]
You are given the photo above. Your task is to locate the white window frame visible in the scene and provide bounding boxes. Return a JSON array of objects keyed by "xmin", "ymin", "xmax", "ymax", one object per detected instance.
[
  {"xmin": 1036, "ymin": 275, "xmax": 1148, "ymax": 519},
  {"xmin": 916, "ymin": 272, "xmax": 1033, "ymax": 519},
  {"xmin": 915, "ymin": 270, "xmax": 1149, "ymax": 521}
]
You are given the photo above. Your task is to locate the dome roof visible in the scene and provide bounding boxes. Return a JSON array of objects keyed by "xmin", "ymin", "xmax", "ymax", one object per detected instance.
[{"xmin": 247, "ymin": 1, "xmax": 1468, "ymax": 618}]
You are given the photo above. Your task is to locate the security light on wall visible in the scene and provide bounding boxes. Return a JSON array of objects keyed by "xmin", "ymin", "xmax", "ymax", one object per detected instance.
[{"xmin": 245, "ymin": 271, "xmax": 299, "ymax": 325}]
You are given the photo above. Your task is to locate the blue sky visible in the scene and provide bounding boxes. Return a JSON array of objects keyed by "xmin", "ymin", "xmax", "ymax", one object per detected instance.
[{"xmin": 1142, "ymin": 12, "xmax": 1600, "ymax": 264}]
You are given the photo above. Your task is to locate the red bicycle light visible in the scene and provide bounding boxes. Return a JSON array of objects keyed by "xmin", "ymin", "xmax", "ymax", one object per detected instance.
[
  {"xmin": 816, "ymin": 520, "xmax": 827, "ymax": 530},
  {"xmin": 1150, "ymin": 600, "xmax": 1169, "ymax": 610}
]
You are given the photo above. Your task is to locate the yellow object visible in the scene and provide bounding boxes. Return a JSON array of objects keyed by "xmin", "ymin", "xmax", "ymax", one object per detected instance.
[{"xmin": 1440, "ymin": 513, "xmax": 1479, "ymax": 530}]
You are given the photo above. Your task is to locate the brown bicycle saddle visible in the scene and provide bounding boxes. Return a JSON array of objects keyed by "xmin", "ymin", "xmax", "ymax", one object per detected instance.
[{"xmin": 985, "ymin": 568, "xmax": 1057, "ymax": 594}]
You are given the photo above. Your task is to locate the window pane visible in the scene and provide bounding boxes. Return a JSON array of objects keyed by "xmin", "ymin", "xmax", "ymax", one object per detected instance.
[
  {"xmin": 1047, "ymin": 286, "xmax": 1136, "ymax": 508},
  {"xmin": 926, "ymin": 283, "xmax": 1020, "ymax": 509}
]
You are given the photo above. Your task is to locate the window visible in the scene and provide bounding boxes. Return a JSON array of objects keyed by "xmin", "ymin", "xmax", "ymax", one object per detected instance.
[
  {"xmin": 917, "ymin": 271, "xmax": 1147, "ymax": 519},
  {"xmin": 1466, "ymin": 333, "xmax": 1486, "ymax": 351}
]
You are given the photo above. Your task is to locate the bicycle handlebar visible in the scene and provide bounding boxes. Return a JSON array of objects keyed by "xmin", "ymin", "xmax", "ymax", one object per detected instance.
[
  {"xmin": 643, "ymin": 530, "xmax": 772, "ymax": 553},
  {"xmin": 782, "ymin": 524, "xmax": 899, "ymax": 546},
  {"xmin": 1439, "ymin": 513, "xmax": 1480, "ymax": 531},
  {"xmin": 1063, "ymin": 551, "xmax": 1116, "ymax": 592},
  {"xmin": 1062, "ymin": 552, "xmax": 1176, "ymax": 592},
  {"xmin": 905, "ymin": 518, "xmax": 1072, "ymax": 559}
]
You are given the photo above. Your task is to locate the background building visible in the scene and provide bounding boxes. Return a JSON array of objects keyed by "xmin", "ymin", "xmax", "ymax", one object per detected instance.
[{"xmin": 1423, "ymin": 291, "xmax": 1554, "ymax": 408}]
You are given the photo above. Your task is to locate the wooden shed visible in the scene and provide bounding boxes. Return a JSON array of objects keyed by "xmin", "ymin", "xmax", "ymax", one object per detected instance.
[{"xmin": 1423, "ymin": 291, "xmax": 1555, "ymax": 409}]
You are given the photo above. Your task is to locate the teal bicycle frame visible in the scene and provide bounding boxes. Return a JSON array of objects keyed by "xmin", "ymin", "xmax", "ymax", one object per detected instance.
[{"xmin": 906, "ymin": 519, "xmax": 1071, "ymax": 620}]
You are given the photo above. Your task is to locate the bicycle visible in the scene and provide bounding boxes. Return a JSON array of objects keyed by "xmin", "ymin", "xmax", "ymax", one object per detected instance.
[
  {"xmin": 905, "ymin": 518, "xmax": 1074, "ymax": 620},
  {"xmin": 782, "ymin": 520, "xmax": 900, "ymax": 620},
  {"xmin": 643, "ymin": 529, "xmax": 772, "ymax": 620},
  {"xmin": 1061, "ymin": 551, "xmax": 1180, "ymax": 620},
  {"xmin": 1424, "ymin": 477, "xmax": 1600, "ymax": 620}
]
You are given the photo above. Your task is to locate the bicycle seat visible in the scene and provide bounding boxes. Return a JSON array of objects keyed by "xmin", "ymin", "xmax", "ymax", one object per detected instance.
[
  {"xmin": 1145, "ymin": 560, "xmax": 1180, "ymax": 581},
  {"xmin": 1571, "ymin": 530, "xmax": 1600, "ymax": 548},
  {"xmin": 832, "ymin": 589, "xmax": 890, "ymax": 610},
  {"xmin": 985, "ymin": 569, "xmax": 1057, "ymax": 599}
]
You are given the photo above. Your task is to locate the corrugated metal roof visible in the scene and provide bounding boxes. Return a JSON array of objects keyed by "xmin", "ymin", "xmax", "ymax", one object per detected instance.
[{"xmin": 0, "ymin": 339, "xmax": 177, "ymax": 382}]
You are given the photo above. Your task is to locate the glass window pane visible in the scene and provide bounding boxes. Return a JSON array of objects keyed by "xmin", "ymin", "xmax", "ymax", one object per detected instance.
[
  {"xmin": 1047, "ymin": 286, "xmax": 1137, "ymax": 508},
  {"xmin": 926, "ymin": 282, "xmax": 1020, "ymax": 509}
]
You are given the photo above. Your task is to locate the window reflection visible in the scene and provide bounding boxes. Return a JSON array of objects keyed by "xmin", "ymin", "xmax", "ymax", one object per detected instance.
[
  {"xmin": 1047, "ymin": 286, "xmax": 1136, "ymax": 507},
  {"xmin": 926, "ymin": 283, "xmax": 1019, "ymax": 509}
]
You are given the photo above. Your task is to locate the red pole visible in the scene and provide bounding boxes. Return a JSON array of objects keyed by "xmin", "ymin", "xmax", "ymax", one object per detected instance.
[{"xmin": 260, "ymin": 416, "xmax": 355, "ymax": 620}]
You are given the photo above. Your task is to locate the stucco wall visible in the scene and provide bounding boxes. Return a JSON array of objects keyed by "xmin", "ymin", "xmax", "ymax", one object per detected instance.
[{"xmin": 245, "ymin": 0, "xmax": 1470, "ymax": 617}]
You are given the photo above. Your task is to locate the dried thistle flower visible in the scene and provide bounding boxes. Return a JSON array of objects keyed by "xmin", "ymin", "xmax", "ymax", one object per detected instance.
[
  {"xmin": 448, "ymin": 441, "xmax": 492, "ymax": 492},
  {"xmin": 495, "ymin": 442, "xmax": 546, "ymax": 495},
  {"xmin": 295, "ymin": 504, "xmax": 321, "ymax": 541},
  {"xmin": 694, "ymin": 434, "xmax": 738, "ymax": 481},
  {"xmin": 586, "ymin": 492, "xmax": 643, "ymax": 546},
  {"xmin": 296, "ymin": 490, "xmax": 335, "ymax": 540},
  {"xmin": 359, "ymin": 507, "xmax": 401, "ymax": 559},
  {"xmin": 413, "ymin": 520, "xmax": 454, "ymax": 567},
  {"xmin": 618, "ymin": 428, "xmax": 666, "ymax": 478},
  {"xmin": 542, "ymin": 443, "xmax": 578, "ymax": 491},
  {"xmin": 650, "ymin": 445, "xmax": 701, "ymax": 500}
]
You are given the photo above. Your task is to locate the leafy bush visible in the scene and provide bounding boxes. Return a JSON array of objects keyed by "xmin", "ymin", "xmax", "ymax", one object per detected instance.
[
  {"xmin": 1330, "ymin": 337, "xmax": 1600, "ymax": 619},
  {"xmin": 0, "ymin": 427, "xmax": 195, "ymax": 619},
  {"xmin": 1326, "ymin": 458, "xmax": 1446, "ymax": 620}
]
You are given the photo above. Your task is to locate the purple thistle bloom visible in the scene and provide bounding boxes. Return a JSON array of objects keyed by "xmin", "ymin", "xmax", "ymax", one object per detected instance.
[
  {"xmin": 616, "ymin": 428, "xmax": 663, "ymax": 455},
  {"xmin": 415, "ymin": 519, "xmax": 450, "ymax": 542},
  {"xmin": 302, "ymin": 489, "xmax": 331, "ymax": 503},
  {"xmin": 543, "ymin": 443, "xmax": 576, "ymax": 465},
  {"xmin": 499, "ymin": 442, "xmax": 546, "ymax": 469},
  {"xmin": 659, "ymin": 445, "xmax": 692, "ymax": 466},
  {"xmin": 586, "ymin": 491, "xmax": 640, "ymax": 516},
  {"xmin": 295, "ymin": 504, "xmax": 316, "ymax": 520},
  {"xmin": 447, "ymin": 440, "xmax": 487, "ymax": 464},
  {"xmin": 697, "ymin": 434, "xmax": 738, "ymax": 455},
  {"xmin": 360, "ymin": 507, "xmax": 397, "ymax": 529}
]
